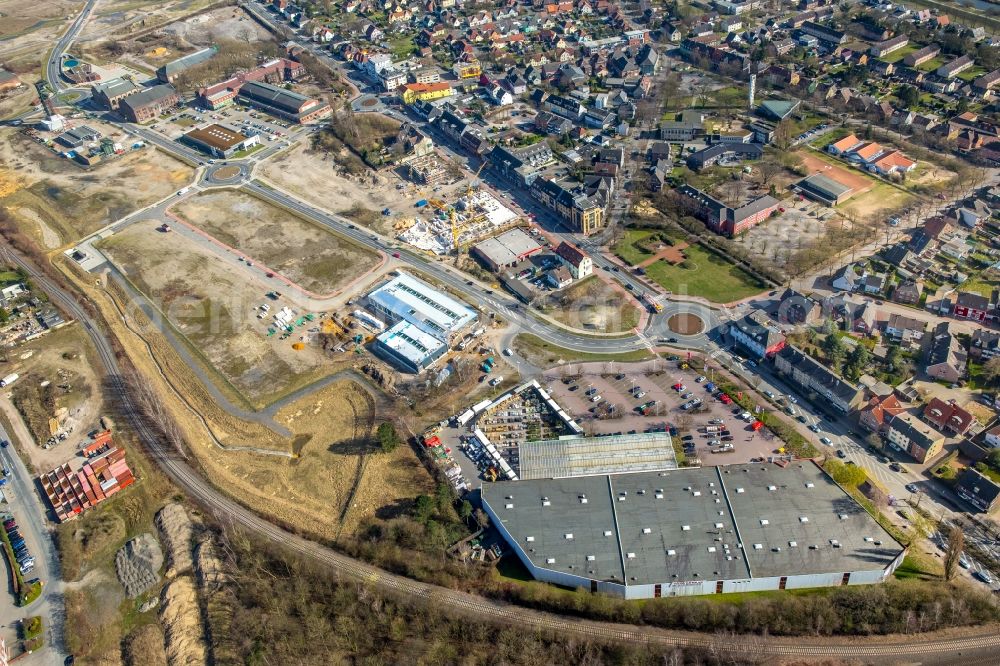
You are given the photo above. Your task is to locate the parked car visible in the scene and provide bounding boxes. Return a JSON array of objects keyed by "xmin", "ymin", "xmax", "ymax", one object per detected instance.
[
  {"xmin": 905, "ymin": 483, "xmax": 919, "ymax": 493},
  {"xmin": 835, "ymin": 449, "xmax": 846, "ymax": 458},
  {"xmin": 974, "ymin": 569, "xmax": 994, "ymax": 585},
  {"xmin": 820, "ymin": 437, "xmax": 832, "ymax": 445}
]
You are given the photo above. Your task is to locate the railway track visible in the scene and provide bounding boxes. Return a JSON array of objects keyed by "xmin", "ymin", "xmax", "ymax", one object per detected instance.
[{"xmin": 19, "ymin": 5, "xmax": 1000, "ymax": 660}]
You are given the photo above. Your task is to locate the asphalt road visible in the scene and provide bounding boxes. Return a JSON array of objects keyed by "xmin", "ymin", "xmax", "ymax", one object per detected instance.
[
  {"xmin": 9, "ymin": 244, "xmax": 1000, "ymax": 664},
  {"xmin": 31, "ymin": 1, "xmax": 1000, "ymax": 657},
  {"xmin": 243, "ymin": 179, "xmax": 673, "ymax": 353},
  {"xmin": 45, "ymin": 0, "xmax": 99, "ymax": 93},
  {"xmin": 0, "ymin": 418, "xmax": 68, "ymax": 662}
]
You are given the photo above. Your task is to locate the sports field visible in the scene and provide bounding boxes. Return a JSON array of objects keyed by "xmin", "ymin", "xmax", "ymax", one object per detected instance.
[{"xmin": 798, "ymin": 152, "xmax": 874, "ymax": 197}]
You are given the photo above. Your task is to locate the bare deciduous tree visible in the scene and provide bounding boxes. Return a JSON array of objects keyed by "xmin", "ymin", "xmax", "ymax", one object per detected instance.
[{"xmin": 943, "ymin": 525, "xmax": 965, "ymax": 582}]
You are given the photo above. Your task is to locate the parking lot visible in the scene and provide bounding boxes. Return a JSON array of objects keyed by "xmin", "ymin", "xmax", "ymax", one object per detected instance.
[
  {"xmin": 540, "ymin": 360, "xmax": 780, "ymax": 465},
  {"xmin": 148, "ymin": 100, "xmax": 304, "ymax": 148}
]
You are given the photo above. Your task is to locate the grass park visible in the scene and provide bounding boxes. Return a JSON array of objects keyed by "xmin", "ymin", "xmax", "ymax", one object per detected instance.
[{"xmin": 615, "ymin": 229, "xmax": 765, "ymax": 303}]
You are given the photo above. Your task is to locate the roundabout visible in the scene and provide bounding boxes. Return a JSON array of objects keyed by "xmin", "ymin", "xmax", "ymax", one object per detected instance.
[
  {"xmin": 203, "ymin": 162, "xmax": 250, "ymax": 186},
  {"xmin": 666, "ymin": 312, "xmax": 705, "ymax": 335}
]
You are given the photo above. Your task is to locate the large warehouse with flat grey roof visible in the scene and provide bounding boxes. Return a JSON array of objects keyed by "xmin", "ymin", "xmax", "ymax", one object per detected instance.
[{"xmin": 483, "ymin": 461, "xmax": 905, "ymax": 598}]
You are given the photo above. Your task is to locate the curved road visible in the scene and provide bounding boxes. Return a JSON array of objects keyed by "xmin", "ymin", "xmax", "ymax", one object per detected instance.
[
  {"xmin": 242, "ymin": 179, "xmax": 718, "ymax": 353},
  {"xmin": 45, "ymin": 0, "xmax": 100, "ymax": 94},
  {"xmin": 32, "ymin": 3, "xmax": 1000, "ymax": 662},
  {"xmin": 5, "ymin": 242, "xmax": 1000, "ymax": 665}
]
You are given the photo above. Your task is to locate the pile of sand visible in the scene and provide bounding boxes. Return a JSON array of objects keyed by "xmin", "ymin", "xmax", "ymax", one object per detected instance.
[
  {"xmin": 156, "ymin": 503, "xmax": 193, "ymax": 577},
  {"xmin": 114, "ymin": 533, "xmax": 163, "ymax": 598},
  {"xmin": 124, "ymin": 624, "xmax": 168, "ymax": 666},
  {"xmin": 159, "ymin": 576, "xmax": 207, "ymax": 666},
  {"xmin": 194, "ymin": 538, "xmax": 226, "ymax": 594}
]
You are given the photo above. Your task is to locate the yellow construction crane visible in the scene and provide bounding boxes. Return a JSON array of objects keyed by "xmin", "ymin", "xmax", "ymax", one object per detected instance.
[
  {"xmin": 450, "ymin": 207, "xmax": 463, "ymax": 251},
  {"xmin": 466, "ymin": 162, "xmax": 487, "ymax": 197}
]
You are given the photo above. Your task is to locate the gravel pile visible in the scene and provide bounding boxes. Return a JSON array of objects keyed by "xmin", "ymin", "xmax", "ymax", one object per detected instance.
[{"xmin": 115, "ymin": 533, "xmax": 163, "ymax": 598}]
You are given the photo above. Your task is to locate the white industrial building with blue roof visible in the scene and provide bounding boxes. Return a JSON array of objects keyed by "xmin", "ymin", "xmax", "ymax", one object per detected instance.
[{"xmin": 365, "ymin": 271, "xmax": 477, "ymax": 372}]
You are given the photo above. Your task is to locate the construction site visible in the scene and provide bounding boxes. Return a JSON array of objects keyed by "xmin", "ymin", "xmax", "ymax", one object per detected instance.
[{"xmin": 399, "ymin": 188, "xmax": 522, "ymax": 256}]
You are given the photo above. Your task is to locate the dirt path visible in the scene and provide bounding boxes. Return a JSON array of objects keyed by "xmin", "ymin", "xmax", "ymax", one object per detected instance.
[{"xmin": 636, "ymin": 241, "xmax": 690, "ymax": 268}]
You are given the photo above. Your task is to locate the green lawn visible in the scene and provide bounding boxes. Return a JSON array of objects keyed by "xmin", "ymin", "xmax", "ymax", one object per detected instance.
[
  {"xmin": 232, "ymin": 143, "xmax": 265, "ymax": 158},
  {"xmin": 957, "ymin": 278, "xmax": 998, "ymax": 298},
  {"xmin": 879, "ymin": 43, "xmax": 918, "ymax": 64},
  {"xmin": 613, "ymin": 228, "xmax": 685, "ymax": 267},
  {"xmin": 810, "ymin": 126, "xmax": 851, "ymax": 149},
  {"xmin": 0, "ymin": 270, "xmax": 22, "ymax": 286},
  {"xmin": 894, "ymin": 555, "xmax": 938, "ymax": 581},
  {"xmin": 513, "ymin": 334, "xmax": 654, "ymax": 366},
  {"xmin": 958, "ymin": 66, "xmax": 987, "ymax": 83},
  {"xmin": 388, "ymin": 35, "xmax": 417, "ymax": 59},
  {"xmin": 613, "ymin": 229, "xmax": 656, "ymax": 266},
  {"xmin": 643, "ymin": 244, "xmax": 765, "ymax": 303},
  {"xmin": 917, "ymin": 57, "xmax": 944, "ymax": 72}
]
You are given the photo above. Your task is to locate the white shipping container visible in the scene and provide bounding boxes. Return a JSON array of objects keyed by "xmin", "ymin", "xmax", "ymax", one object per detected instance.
[{"xmin": 0, "ymin": 373, "xmax": 18, "ymax": 387}]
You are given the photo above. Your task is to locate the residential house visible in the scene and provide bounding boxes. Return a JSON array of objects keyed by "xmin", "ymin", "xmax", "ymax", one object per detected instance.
[
  {"xmin": 955, "ymin": 467, "xmax": 1000, "ymax": 512},
  {"xmin": 983, "ymin": 422, "xmax": 1000, "ymax": 448},
  {"xmin": 799, "ymin": 21, "xmax": 846, "ymax": 45},
  {"xmin": 937, "ymin": 55, "xmax": 974, "ymax": 79},
  {"xmin": 953, "ymin": 291, "xmax": 991, "ymax": 322},
  {"xmin": 886, "ymin": 414, "xmax": 945, "ymax": 463},
  {"xmin": 831, "ymin": 263, "xmax": 862, "ymax": 292},
  {"xmin": 853, "ymin": 301, "xmax": 878, "ymax": 335},
  {"xmin": 729, "ymin": 309, "xmax": 786, "ymax": 360},
  {"xmin": 773, "ymin": 345, "xmax": 863, "ymax": 414},
  {"xmin": 553, "ymin": 241, "xmax": 592, "ymax": 279},
  {"xmin": 862, "ymin": 273, "xmax": 886, "ymax": 295},
  {"xmin": 859, "ymin": 394, "xmax": 906, "ymax": 433},
  {"xmin": 925, "ymin": 321, "xmax": 967, "ymax": 384},
  {"xmin": 903, "ymin": 44, "xmax": 940, "ymax": 67},
  {"xmin": 869, "ymin": 34, "xmax": 908, "ymax": 57},
  {"xmin": 938, "ymin": 235, "xmax": 971, "ymax": 261},
  {"xmin": 893, "ymin": 279, "xmax": 923, "ymax": 305},
  {"xmin": 923, "ymin": 397, "xmax": 975, "ymax": 435},
  {"xmin": 546, "ymin": 266, "xmax": 573, "ymax": 288},
  {"xmin": 885, "ymin": 313, "xmax": 927, "ymax": 347},
  {"xmin": 971, "ymin": 328, "xmax": 1000, "ymax": 360}
]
